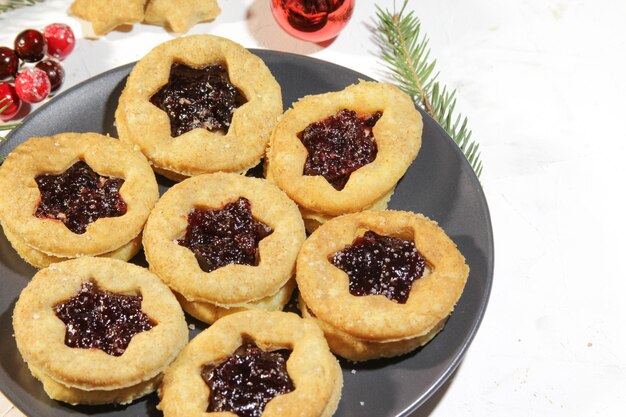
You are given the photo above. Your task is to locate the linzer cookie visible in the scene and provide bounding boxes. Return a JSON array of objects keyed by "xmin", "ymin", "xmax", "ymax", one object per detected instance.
[
  {"xmin": 265, "ymin": 81, "xmax": 422, "ymax": 232},
  {"xmin": 12, "ymin": 257, "xmax": 188, "ymax": 405},
  {"xmin": 116, "ymin": 35, "xmax": 283, "ymax": 180},
  {"xmin": 143, "ymin": 173, "xmax": 305, "ymax": 323},
  {"xmin": 296, "ymin": 210, "xmax": 469, "ymax": 361},
  {"xmin": 0, "ymin": 132, "xmax": 159, "ymax": 268},
  {"xmin": 159, "ymin": 311, "xmax": 342, "ymax": 417}
]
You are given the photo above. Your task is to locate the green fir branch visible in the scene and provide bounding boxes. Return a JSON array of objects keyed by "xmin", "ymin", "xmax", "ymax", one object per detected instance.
[
  {"xmin": 375, "ymin": 1, "xmax": 483, "ymax": 178},
  {"xmin": 0, "ymin": 0, "xmax": 43, "ymax": 14}
]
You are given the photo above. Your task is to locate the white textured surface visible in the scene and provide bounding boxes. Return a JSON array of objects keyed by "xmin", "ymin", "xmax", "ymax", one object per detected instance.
[{"xmin": 1, "ymin": 0, "xmax": 626, "ymax": 416}]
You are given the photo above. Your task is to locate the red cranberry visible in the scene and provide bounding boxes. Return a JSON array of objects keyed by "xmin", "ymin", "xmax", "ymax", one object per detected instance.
[
  {"xmin": 15, "ymin": 68, "xmax": 51, "ymax": 104},
  {"xmin": 14, "ymin": 29, "xmax": 47, "ymax": 63},
  {"xmin": 0, "ymin": 47, "xmax": 20, "ymax": 80},
  {"xmin": 36, "ymin": 60, "xmax": 64, "ymax": 92},
  {"xmin": 43, "ymin": 23, "xmax": 75, "ymax": 61},
  {"xmin": 0, "ymin": 83, "xmax": 22, "ymax": 121}
]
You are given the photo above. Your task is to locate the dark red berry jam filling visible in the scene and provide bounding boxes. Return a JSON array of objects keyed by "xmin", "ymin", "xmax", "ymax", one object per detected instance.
[
  {"xmin": 299, "ymin": 109, "xmax": 382, "ymax": 190},
  {"xmin": 54, "ymin": 281, "xmax": 154, "ymax": 356},
  {"xmin": 176, "ymin": 197, "xmax": 273, "ymax": 273},
  {"xmin": 331, "ymin": 231, "xmax": 426, "ymax": 304},
  {"xmin": 34, "ymin": 160, "xmax": 127, "ymax": 235},
  {"xmin": 202, "ymin": 342, "xmax": 294, "ymax": 417},
  {"xmin": 150, "ymin": 62, "xmax": 247, "ymax": 138}
]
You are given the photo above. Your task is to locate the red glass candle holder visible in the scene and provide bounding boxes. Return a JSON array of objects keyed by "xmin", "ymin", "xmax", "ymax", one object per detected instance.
[{"xmin": 270, "ymin": 0, "xmax": 355, "ymax": 43}]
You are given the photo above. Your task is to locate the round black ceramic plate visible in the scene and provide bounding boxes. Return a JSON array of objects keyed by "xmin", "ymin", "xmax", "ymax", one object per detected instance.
[{"xmin": 0, "ymin": 50, "xmax": 493, "ymax": 417}]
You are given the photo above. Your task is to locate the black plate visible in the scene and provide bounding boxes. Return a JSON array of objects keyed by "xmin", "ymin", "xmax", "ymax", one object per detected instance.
[{"xmin": 0, "ymin": 50, "xmax": 493, "ymax": 417}]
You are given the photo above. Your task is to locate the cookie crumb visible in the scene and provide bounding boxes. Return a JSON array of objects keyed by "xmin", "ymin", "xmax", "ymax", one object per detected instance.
[{"xmin": 587, "ymin": 342, "xmax": 592, "ymax": 347}]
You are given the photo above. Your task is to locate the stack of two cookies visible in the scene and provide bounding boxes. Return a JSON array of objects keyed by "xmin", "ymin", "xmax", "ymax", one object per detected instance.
[
  {"xmin": 142, "ymin": 173, "xmax": 305, "ymax": 324},
  {"xmin": 0, "ymin": 132, "xmax": 158, "ymax": 269}
]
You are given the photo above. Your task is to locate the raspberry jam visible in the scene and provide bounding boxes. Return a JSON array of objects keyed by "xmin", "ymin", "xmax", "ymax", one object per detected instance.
[
  {"xmin": 299, "ymin": 109, "xmax": 381, "ymax": 190},
  {"xmin": 34, "ymin": 161, "xmax": 127, "ymax": 234},
  {"xmin": 202, "ymin": 343, "xmax": 294, "ymax": 417},
  {"xmin": 150, "ymin": 63, "xmax": 247, "ymax": 138},
  {"xmin": 331, "ymin": 231, "xmax": 426, "ymax": 304},
  {"xmin": 54, "ymin": 281, "xmax": 154, "ymax": 356},
  {"xmin": 176, "ymin": 197, "xmax": 273, "ymax": 273}
]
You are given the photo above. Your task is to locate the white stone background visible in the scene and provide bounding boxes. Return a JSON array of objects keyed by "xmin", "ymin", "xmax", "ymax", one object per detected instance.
[{"xmin": 1, "ymin": 0, "xmax": 626, "ymax": 416}]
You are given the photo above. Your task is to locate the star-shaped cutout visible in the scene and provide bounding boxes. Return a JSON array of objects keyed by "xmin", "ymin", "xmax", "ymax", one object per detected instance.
[
  {"xmin": 144, "ymin": 0, "xmax": 221, "ymax": 33},
  {"xmin": 300, "ymin": 109, "xmax": 382, "ymax": 191},
  {"xmin": 150, "ymin": 62, "xmax": 247, "ymax": 138},
  {"xmin": 331, "ymin": 231, "xmax": 426, "ymax": 304},
  {"xmin": 34, "ymin": 161, "xmax": 127, "ymax": 234},
  {"xmin": 176, "ymin": 197, "xmax": 273, "ymax": 273},
  {"xmin": 71, "ymin": 0, "xmax": 148, "ymax": 36},
  {"xmin": 54, "ymin": 281, "xmax": 154, "ymax": 356}
]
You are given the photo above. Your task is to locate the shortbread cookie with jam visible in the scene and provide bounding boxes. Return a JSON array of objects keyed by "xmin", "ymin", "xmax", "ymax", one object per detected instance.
[
  {"xmin": 143, "ymin": 173, "xmax": 305, "ymax": 321},
  {"xmin": 159, "ymin": 311, "xmax": 342, "ymax": 417},
  {"xmin": 70, "ymin": 0, "xmax": 148, "ymax": 36},
  {"xmin": 12, "ymin": 257, "xmax": 188, "ymax": 405},
  {"xmin": 116, "ymin": 35, "xmax": 283, "ymax": 180},
  {"xmin": 265, "ymin": 81, "xmax": 422, "ymax": 232},
  {"xmin": 296, "ymin": 210, "xmax": 469, "ymax": 361},
  {"xmin": 144, "ymin": 0, "xmax": 221, "ymax": 33},
  {"xmin": 0, "ymin": 132, "xmax": 158, "ymax": 268}
]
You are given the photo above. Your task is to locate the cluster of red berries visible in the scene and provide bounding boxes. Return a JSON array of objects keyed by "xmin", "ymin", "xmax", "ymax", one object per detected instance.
[{"xmin": 0, "ymin": 23, "xmax": 75, "ymax": 122}]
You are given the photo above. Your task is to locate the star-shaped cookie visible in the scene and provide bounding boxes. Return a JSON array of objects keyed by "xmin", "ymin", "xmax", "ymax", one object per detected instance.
[
  {"xmin": 144, "ymin": 0, "xmax": 221, "ymax": 33},
  {"xmin": 70, "ymin": 0, "xmax": 148, "ymax": 36}
]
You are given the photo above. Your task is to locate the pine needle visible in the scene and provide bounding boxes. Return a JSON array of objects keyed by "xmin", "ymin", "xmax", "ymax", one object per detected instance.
[
  {"xmin": 0, "ymin": 0, "xmax": 43, "ymax": 13},
  {"xmin": 0, "ymin": 122, "xmax": 20, "ymax": 131},
  {"xmin": 0, "ymin": 99, "xmax": 21, "ymax": 132},
  {"xmin": 375, "ymin": 1, "xmax": 483, "ymax": 178},
  {"xmin": 0, "ymin": 97, "xmax": 11, "ymax": 114}
]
